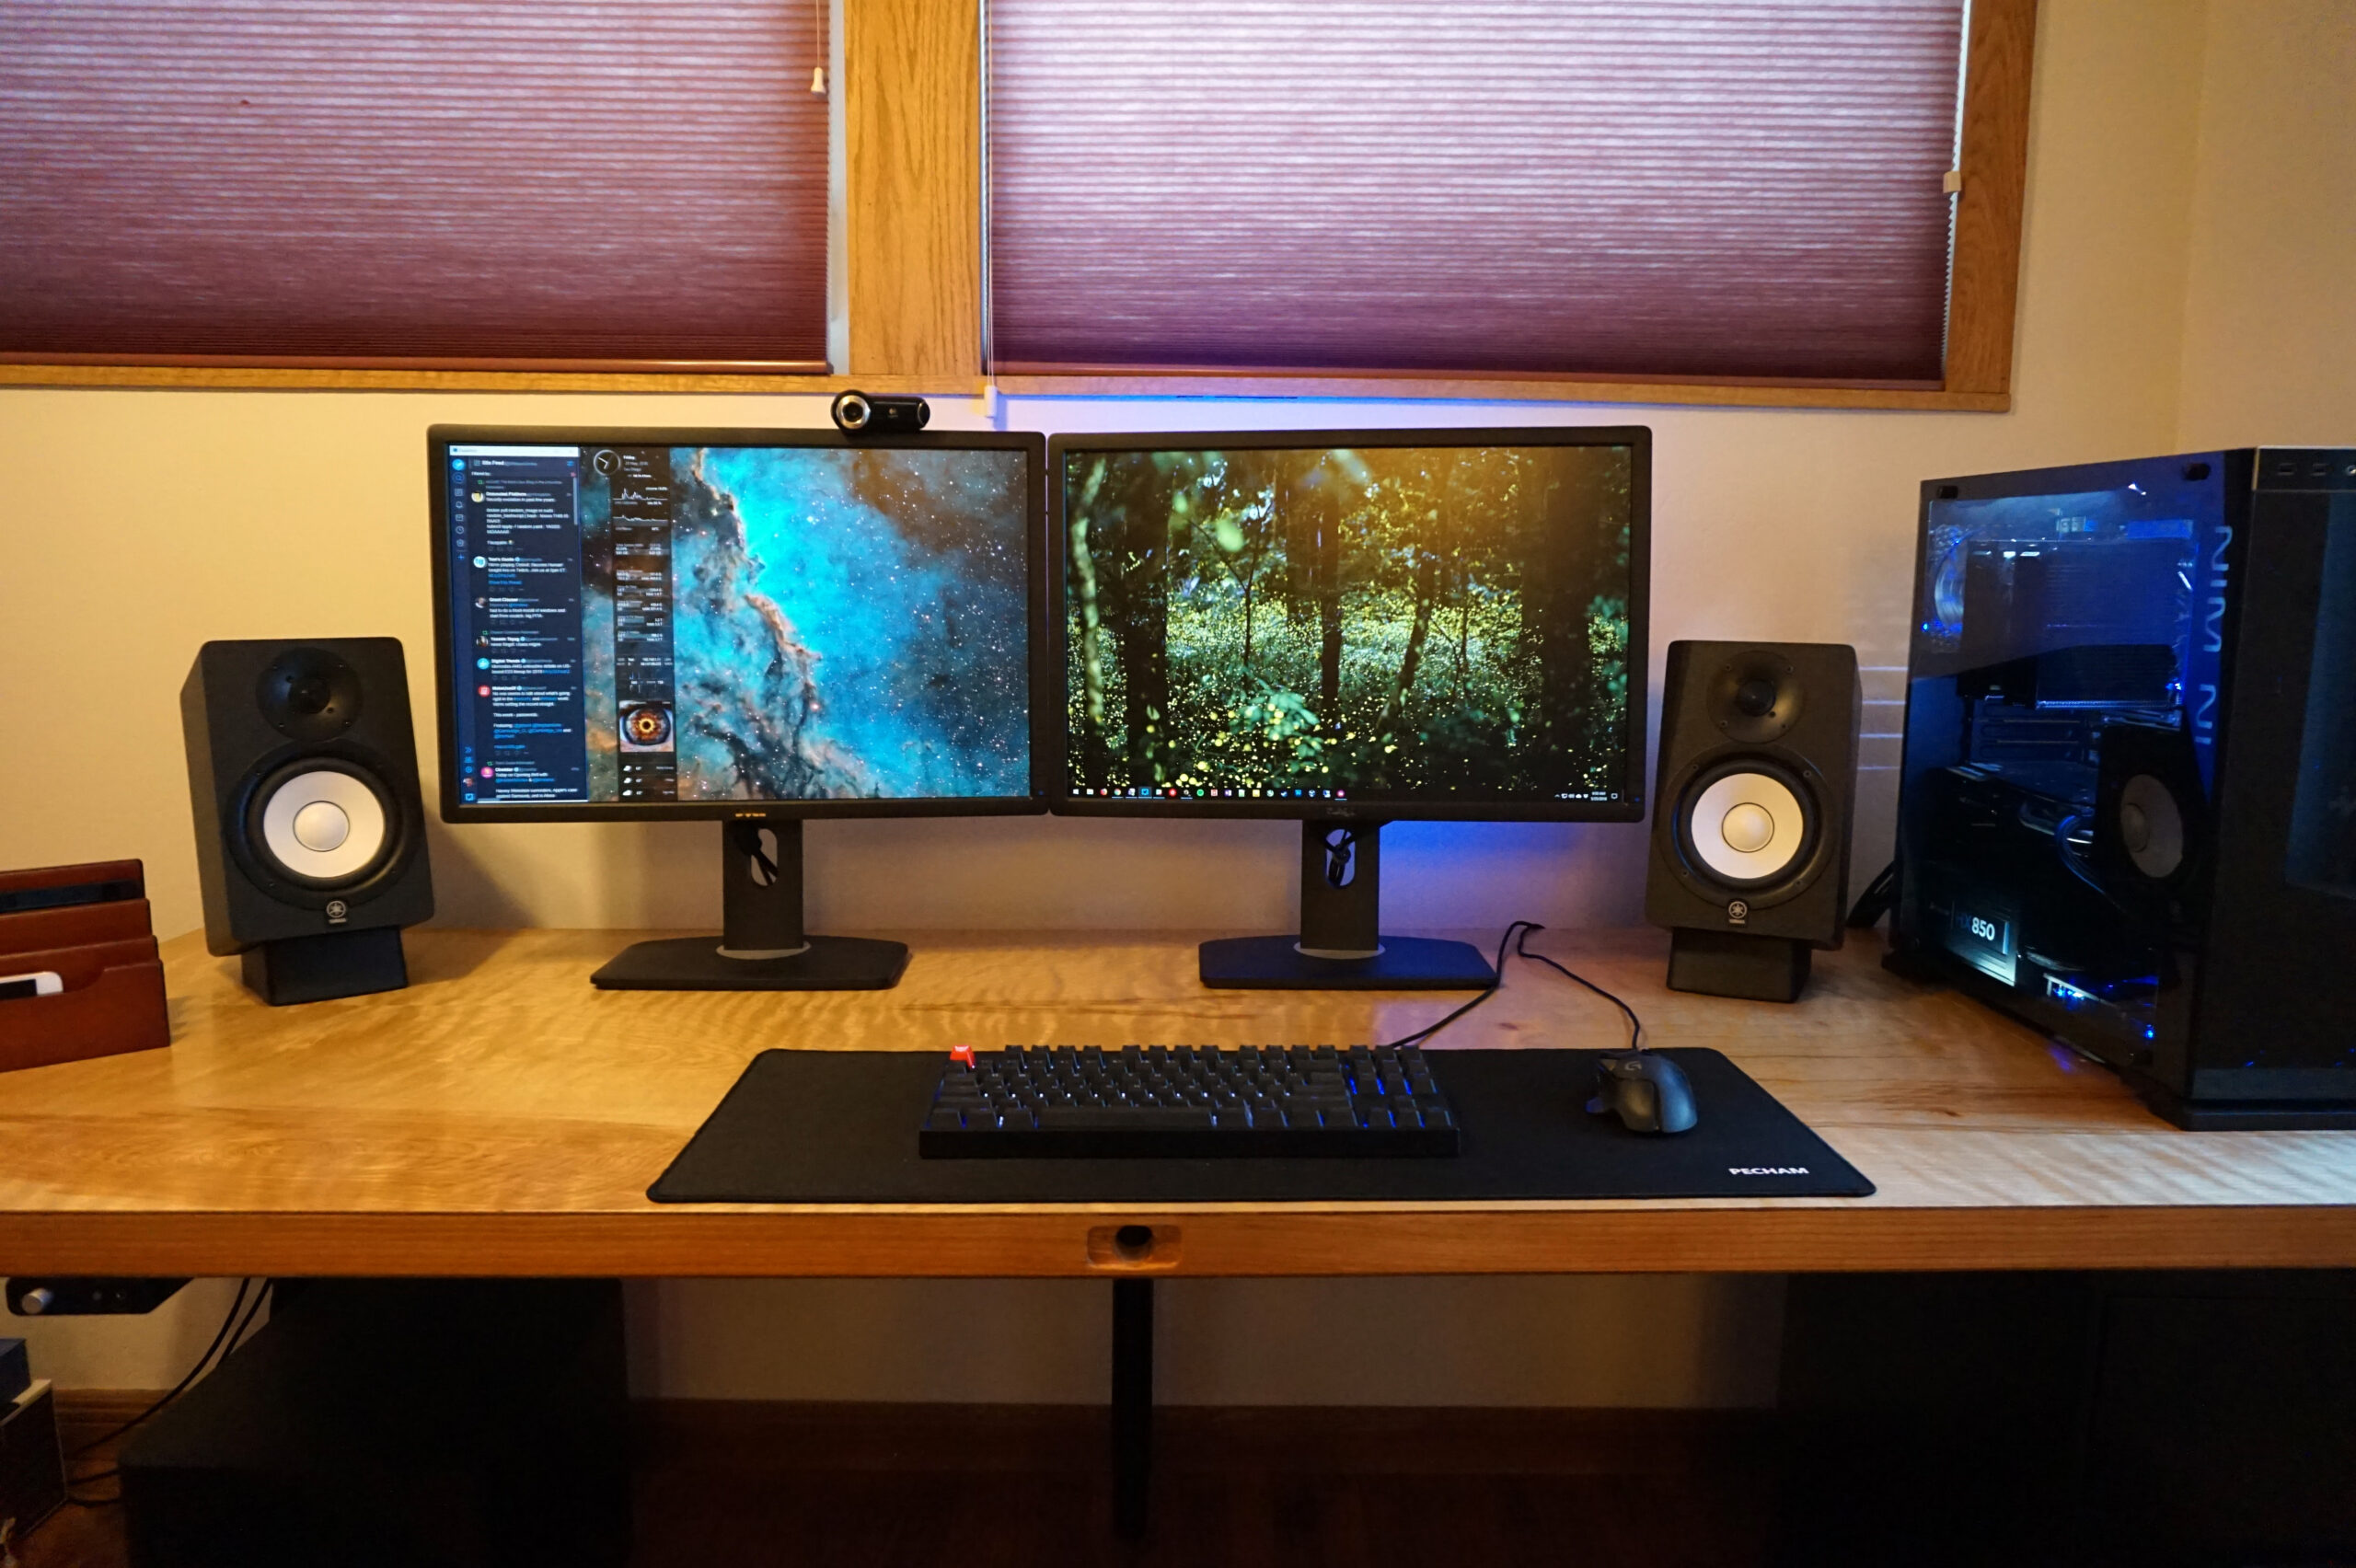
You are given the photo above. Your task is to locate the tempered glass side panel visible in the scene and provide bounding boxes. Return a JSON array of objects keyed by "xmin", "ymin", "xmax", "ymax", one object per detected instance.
[
  {"xmin": 1899, "ymin": 454, "xmax": 2233, "ymax": 1063},
  {"xmin": 1915, "ymin": 461, "xmax": 2226, "ymax": 796},
  {"xmin": 2286, "ymin": 499, "xmax": 2356, "ymax": 902},
  {"xmin": 2192, "ymin": 477, "xmax": 2356, "ymax": 1081}
]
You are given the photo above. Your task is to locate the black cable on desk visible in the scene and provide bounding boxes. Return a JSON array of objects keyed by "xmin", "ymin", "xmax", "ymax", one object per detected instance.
[
  {"xmin": 1511, "ymin": 924, "xmax": 1645, "ymax": 1053},
  {"xmin": 1377, "ymin": 920, "xmax": 1541, "ymax": 1050},
  {"xmin": 1380, "ymin": 920, "xmax": 1646, "ymax": 1054}
]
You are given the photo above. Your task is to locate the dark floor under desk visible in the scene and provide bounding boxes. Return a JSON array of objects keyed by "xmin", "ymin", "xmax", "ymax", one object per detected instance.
[
  {"xmin": 633, "ymin": 1430, "xmax": 1777, "ymax": 1567},
  {"xmin": 40, "ymin": 1403, "xmax": 1779, "ymax": 1568}
]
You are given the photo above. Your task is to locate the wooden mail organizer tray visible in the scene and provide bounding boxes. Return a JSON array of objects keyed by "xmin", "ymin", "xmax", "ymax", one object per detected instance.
[{"xmin": 0, "ymin": 859, "xmax": 170, "ymax": 1074}]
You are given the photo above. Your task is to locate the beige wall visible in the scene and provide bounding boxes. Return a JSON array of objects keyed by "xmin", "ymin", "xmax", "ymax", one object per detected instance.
[
  {"xmin": 2175, "ymin": 0, "xmax": 2356, "ymax": 448},
  {"xmin": 9, "ymin": 0, "xmax": 2334, "ymax": 1407}
]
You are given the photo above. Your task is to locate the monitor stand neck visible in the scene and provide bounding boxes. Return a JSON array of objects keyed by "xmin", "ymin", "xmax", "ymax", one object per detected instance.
[
  {"xmin": 721, "ymin": 817, "xmax": 809, "ymax": 958},
  {"xmin": 1197, "ymin": 820, "xmax": 1496, "ymax": 991},
  {"xmin": 588, "ymin": 816, "xmax": 909, "ymax": 992},
  {"xmin": 1296, "ymin": 820, "xmax": 1382, "ymax": 960}
]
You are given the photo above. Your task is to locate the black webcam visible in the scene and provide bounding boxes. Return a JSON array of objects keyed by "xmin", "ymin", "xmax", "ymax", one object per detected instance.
[{"xmin": 830, "ymin": 390, "xmax": 930, "ymax": 436}]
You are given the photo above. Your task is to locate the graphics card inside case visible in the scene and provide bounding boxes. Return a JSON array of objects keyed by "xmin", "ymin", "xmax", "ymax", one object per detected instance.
[{"xmin": 1891, "ymin": 448, "xmax": 2356, "ymax": 1128}]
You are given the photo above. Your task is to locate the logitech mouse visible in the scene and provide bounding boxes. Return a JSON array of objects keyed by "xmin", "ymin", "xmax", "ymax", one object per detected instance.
[{"xmin": 1588, "ymin": 1051, "xmax": 1697, "ymax": 1135}]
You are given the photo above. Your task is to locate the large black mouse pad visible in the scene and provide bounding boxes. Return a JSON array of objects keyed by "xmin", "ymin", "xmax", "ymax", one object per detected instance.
[{"xmin": 648, "ymin": 1049, "xmax": 1873, "ymax": 1203}]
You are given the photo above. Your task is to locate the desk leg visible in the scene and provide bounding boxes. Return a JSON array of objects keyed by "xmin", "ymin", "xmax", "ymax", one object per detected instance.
[{"xmin": 1111, "ymin": 1276, "xmax": 1153, "ymax": 1539}]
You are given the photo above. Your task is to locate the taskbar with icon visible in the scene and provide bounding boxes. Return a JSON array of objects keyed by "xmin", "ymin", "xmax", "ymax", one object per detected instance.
[{"xmin": 1074, "ymin": 786, "xmax": 1350, "ymax": 801}]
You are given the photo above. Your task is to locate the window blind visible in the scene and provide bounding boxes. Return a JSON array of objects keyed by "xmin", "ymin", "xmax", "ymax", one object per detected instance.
[
  {"xmin": 0, "ymin": 1, "xmax": 828, "ymax": 369},
  {"xmin": 987, "ymin": 0, "xmax": 1967, "ymax": 383}
]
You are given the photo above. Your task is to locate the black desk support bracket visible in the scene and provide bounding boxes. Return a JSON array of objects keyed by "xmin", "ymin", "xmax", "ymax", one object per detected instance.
[{"xmin": 1111, "ymin": 1277, "xmax": 1153, "ymax": 1539}]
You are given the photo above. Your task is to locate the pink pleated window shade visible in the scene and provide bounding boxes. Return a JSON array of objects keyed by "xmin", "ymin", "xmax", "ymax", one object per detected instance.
[
  {"xmin": 987, "ymin": 0, "xmax": 1967, "ymax": 383},
  {"xmin": 0, "ymin": 2, "xmax": 829, "ymax": 369}
]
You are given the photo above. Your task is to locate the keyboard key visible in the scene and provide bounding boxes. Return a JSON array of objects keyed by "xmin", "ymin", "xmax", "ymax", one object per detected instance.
[{"xmin": 1038, "ymin": 1107, "xmax": 1213, "ymax": 1131}]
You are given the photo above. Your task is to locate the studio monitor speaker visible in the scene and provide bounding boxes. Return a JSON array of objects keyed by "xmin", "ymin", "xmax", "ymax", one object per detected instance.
[
  {"xmin": 181, "ymin": 639, "xmax": 434, "ymax": 1005},
  {"xmin": 1646, "ymin": 640, "xmax": 1859, "ymax": 1002}
]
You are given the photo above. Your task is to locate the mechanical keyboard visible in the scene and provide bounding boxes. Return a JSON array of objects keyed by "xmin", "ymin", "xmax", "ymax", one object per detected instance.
[{"xmin": 918, "ymin": 1043, "xmax": 1461, "ymax": 1158}]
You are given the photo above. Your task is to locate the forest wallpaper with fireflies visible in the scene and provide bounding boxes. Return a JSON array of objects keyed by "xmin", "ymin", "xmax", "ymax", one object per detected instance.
[{"xmin": 1063, "ymin": 443, "xmax": 1634, "ymax": 802}]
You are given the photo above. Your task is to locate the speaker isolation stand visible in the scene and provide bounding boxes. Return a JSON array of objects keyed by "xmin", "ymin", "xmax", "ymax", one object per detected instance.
[
  {"xmin": 242, "ymin": 927, "xmax": 409, "ymax": 1006},
  {"xmin": 1666, "ymin": 927, "xmax": 1810, "ymax": 1003},
  {"xmin": 1199, "ymin": 821, "xmax": 1496, "ymax": 990},
  {"xmin": 590, "ymin": 817, "xmax": 907, "ymax": 991}
]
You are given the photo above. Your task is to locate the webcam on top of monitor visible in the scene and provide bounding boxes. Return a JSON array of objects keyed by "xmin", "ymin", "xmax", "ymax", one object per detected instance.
[{"xmin": 830, "ymin": 390, "xmax": 930, "ymax": 436}]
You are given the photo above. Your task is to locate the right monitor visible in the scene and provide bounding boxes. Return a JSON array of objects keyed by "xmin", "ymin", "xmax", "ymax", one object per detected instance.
[
  {"xmin": 1047, "ymin": 427, "xmax": 1651, "ymax": 990},
  {"xmin": 1048, "ymin": 428, "xmax": 1651, "ymax": 820}
]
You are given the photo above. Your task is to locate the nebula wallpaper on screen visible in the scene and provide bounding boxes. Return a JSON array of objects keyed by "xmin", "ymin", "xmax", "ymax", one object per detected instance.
[{"xmin": 580, "ymin": 445, "xmax": 1031, "ymax": 801}]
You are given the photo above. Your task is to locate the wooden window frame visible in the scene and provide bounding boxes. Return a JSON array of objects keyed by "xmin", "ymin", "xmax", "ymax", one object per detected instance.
[{"xmin": 4, "ymin": 0, "xmax": 2029, "ymax": 410}]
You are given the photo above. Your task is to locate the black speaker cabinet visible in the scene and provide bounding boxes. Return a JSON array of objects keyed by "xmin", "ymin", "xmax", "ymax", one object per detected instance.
[
  {"xmin": 181, "ymin": 640, "xmax": 433, "ymax": 1005},
  {"xmin": 1646, "ymin": 641, "xmax": 1860, "ymax": 1001}
]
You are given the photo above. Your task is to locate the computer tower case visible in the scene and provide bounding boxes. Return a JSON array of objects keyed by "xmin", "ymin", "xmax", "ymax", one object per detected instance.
[{"xmin": 1890, "ymin": 447, "xmax": 2356, "ymax": 1128}]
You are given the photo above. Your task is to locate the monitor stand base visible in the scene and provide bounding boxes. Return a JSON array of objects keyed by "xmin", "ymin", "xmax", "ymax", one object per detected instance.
[
  {"xmin": 591, "ymin": 934, "xmax": 908, "ymax": 992},
  {"xmin": 1199, "ymin": 822, "xmax": 1497, "ymax": 990},
  {"xmin": 588, "ymin": 817, "xmax": 908, "ymax": 991},
  {"xmin": 1197, "ymin": 934, "xmax": 1495, "ymax": 990}
]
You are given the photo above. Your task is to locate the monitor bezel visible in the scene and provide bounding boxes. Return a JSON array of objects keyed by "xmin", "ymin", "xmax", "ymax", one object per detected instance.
[
  {"xmin": 427, "ymin": 424, "xmax": 1053, "ymax": 824},
  {"xmin": 1042, "ymin": 425, "xmax": 1652, "ymax": 823}
]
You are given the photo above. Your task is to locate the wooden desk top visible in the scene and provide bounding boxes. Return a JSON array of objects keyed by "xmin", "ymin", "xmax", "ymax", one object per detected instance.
[{"xmin": 2, "ymin": 927, "xmax": 2351, "ymax": 1278}]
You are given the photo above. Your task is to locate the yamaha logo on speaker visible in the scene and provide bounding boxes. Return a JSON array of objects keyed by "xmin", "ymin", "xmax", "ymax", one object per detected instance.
[
  {"xmin": 1727, "ymin": 899, "xmax": 1750, "ymax": 925},
  {"xmin": 326, "ymin": 900, "xmax": 349, "ymax": 925}
]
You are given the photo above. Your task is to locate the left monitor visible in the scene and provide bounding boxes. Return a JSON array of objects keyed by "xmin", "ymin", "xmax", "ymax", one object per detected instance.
[{"xmin": 427, "ymin": 426, "xmax": 1048, "ymax": 990}]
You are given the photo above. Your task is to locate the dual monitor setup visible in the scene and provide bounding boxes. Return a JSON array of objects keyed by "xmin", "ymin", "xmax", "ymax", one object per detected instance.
[
  {"xmin": 430, "ymin": 422, "xmax": 1649, "ymax": 995},
  {"xmin": 178, "ymin": 424, "xmax": 2355, "ymax": 1141}
]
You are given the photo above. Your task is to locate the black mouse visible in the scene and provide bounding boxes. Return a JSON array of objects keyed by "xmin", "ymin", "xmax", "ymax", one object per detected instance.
[{"xmin": 1588, "ymin": 1052, "xmax": 1697, "ymax": 1135}]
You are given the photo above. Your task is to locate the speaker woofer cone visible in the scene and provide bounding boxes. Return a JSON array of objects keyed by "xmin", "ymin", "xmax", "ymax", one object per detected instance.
[
  {"xmin": 245, "ymin": 759, "xmax": 398, "ymax": 889},
  {"xmin": 2119, "ymin": 772, "xmax": 2187, "ymax": 881},
  {"xmin": 1677, "ymin": 760, "xmax": 1818, "ymax": 889}
]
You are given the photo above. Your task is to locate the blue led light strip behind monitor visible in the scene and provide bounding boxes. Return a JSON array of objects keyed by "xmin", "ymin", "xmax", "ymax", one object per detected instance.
[
  {"xmin": 1045, "ymin": 427, "xmax": 1651, "ymax": 989},
  {"xmin": 429, "ymin": 425, "xmax": 1047, "ymax": 990}
]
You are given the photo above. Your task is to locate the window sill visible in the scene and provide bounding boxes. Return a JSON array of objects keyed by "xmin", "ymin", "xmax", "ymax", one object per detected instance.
[{"xmin": 2, "ymin": 360, "xmax": 2008, "ymax": 412}]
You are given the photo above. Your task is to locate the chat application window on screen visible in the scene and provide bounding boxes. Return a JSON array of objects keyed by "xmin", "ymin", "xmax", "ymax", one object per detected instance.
[{"xmin": 447, "ymin": 444, "xmax": 592, "ymax": 803}]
